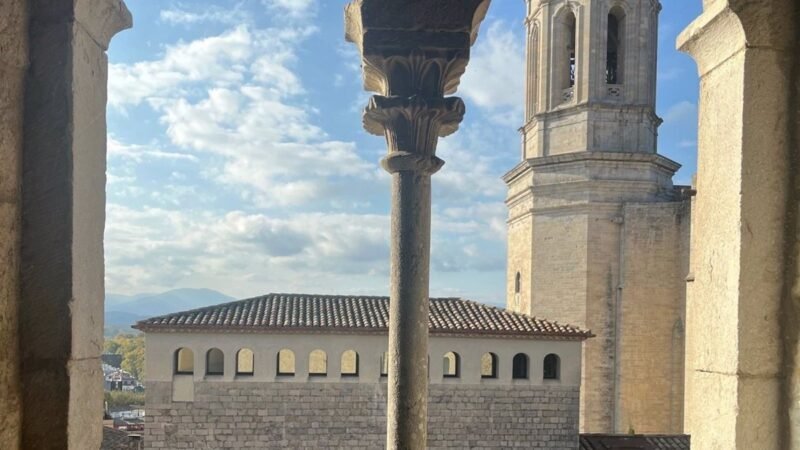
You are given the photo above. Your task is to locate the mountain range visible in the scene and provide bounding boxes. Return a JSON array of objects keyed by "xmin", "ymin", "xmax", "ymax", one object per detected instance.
[{"xmin": 105, "ymin": 288, "xmax": 235, "ymax": 328}]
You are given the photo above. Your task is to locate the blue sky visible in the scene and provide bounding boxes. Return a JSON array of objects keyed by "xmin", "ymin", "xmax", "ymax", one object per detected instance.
[{"xmin": 105, "ymin": 0, "xmax": 703, "ymax": 306}]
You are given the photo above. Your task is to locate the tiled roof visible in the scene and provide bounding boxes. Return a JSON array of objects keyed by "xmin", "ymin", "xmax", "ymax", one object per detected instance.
[
  {"xmin": 101, "ymin": 427, "xmax": 139, "ymax": 450},
  {"xmin": 133, "ymin": 293, "xmax": 591, "ymax": 340},
  {"xmin": 580, "ymin": 434, "xmax": 691, "ymax": 450}
]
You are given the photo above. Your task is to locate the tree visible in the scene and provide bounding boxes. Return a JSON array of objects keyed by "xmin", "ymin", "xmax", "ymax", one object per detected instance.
[{"xmin": 104, "ymin": 334, "xmax": 145, "ymax": 380}]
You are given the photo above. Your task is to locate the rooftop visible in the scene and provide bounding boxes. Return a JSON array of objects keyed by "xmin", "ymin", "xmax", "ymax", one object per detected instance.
[
  {"xmin": 580, "ymin": 434, "xmax": 691, "ymax": 450},
  {"xmin": 134, "ymin": 293, "xmax": 591, "ymax": 340}
]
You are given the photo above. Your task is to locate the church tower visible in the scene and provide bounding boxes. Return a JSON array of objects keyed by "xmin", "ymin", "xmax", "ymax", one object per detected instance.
[{"xmin": 505, "ymin": 0, "xmax": 690, "ymax": 434}]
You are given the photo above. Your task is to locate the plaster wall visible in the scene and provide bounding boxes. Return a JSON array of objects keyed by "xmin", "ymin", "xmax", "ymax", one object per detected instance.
[{"xmin": 144, "ymin": 332, "xmax": 583, "ymax": 387}]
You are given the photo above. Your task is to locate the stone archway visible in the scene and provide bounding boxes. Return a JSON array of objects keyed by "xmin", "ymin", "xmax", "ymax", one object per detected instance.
[
  {"xmin": 0, "ymin": 1, "xmax": 131, "ymax": 448},
  {"xmin": 677, "ymin": 1, "xmax": 799, "ymax": 448}
]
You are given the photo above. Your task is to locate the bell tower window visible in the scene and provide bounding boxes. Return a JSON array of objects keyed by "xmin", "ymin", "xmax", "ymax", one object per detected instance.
[
  {"xmin": 606, "ymin": 7, "xmax": 625, "ymax": 84},
  {"xmin": 554, "ymin": 9, "xmax": 577, "ymax": 103}
]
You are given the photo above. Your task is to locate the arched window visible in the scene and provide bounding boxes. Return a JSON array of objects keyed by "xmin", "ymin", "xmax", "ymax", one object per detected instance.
[
  {"xmin": 607, "ymin": 7, "xmax": 626, "ymax": 84},
  {"xmin": 174, "ymin": 348, "xmax": 194, "ymax": 375},
  {"xmin": 206, "ymin": 348, "xmax": 224, "ymax": 375},
  {"xmin": 512, "ymin": 353, "xmax": 529, "ymax": 379},
  {"xmin": 341, "ymin": 350, "xmax": 359, "ymax": 376},
  {"xmin": 309, "ymin": 349, "xmax": 327, "ymax": 376},
  {"xmin": 526, "ymin": 22, "xmax": 540, "ymax": 120},
  {"xmin": 555, "ymin": 9, "xmax": 578, "ymax": 94},
  {"xmin": 380, "ymin": 352, "xmax": 389, "ymax": 377},
  {"xmin": 277, "ymin": 349, "xmax": 295, "ymax": 376},
  {"xmin": 236, "ymin": 348, "xmax": 254, "ymax": 376},
  {"xmin": 481, "ymin": 352, "xmax": 498, "ymax": 379},
  {"xmin": 442, "ymin": 351, "xmax": 460, "ymax": 378},
  {"xmin": 544, "ymin": 353, "xmax": 561, "ymax": 380}
]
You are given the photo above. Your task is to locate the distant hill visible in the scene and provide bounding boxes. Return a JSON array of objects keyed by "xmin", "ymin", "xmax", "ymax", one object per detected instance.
[{"xmin": 104, "ymin": 288, "xmax": 235, "ymax": 331}]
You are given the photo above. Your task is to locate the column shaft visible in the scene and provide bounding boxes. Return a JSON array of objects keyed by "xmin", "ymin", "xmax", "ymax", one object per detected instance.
[{"xmin": 386, "ymin": 171, "xmax": 432, "ymax": 450}]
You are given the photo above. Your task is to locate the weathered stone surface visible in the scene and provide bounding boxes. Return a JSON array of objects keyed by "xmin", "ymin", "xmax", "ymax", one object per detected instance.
[
  {"xmin": 345, "ymin": 1, "xmax": 489, "ymax": 448},
  {"xmin": 145, "ymin": 381, "xmax": 580, "ymax": 449},
  {"xmin": 0, "ymin": 0, "xmax": 26, "ymax": 446},
  {"xmin": 677, "ymin": 1, "xmax": 799, "ymax": 448},
  {"xmin": 507, "ymin": 0, "xmax": 690, "ymax": 435},
  {"xmin": 16, "ymin": 1, "xmax": 131, "ymax": 449}
]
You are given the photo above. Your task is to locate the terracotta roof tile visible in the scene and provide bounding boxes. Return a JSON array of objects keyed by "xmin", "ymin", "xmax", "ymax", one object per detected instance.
[
  {"xmin": 134, "ymin": 293, "xmax": 591, "ymax": 340},
  {"xmin": 579, "ymin": 434, "xmax": 691, "ymax": 450}
]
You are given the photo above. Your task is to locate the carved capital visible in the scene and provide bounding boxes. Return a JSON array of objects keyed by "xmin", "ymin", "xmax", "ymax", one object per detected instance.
[
  {"xmin": 365, "ymin": 96, "xmax": 464, "ymax": 174},
  {"xmin": 345, "ymin": 0, "xmax": 488, "ymax": 175}
]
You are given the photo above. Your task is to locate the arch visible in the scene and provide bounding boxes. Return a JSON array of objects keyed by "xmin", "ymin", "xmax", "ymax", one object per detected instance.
[
  {"xmin": 341, "ymin": 350, "xmax": 359, "ymax": 376},
  {"xmin": 206, "ymin": 348, "xmax": 224, "ymax": 375},
  {"xmin": 442, "ymin": 351, "xmax": 460, "ymax": 378},
  {"xmin": 174, "ymin": 347, "xmax": 194, "ymax": 375},
  {"xmin": 526, "ymin": 22, "xmax": 540, "ymax": 120},
  {"xmin": 481, "ymin": 352, "xmax": 498, "ymax": 379},
  {"xmin": 512, "ymin": 353, "xmax": 529, "ymax": 379},
  {"xmin": 544, "ymin": 353, "xmax": 561, "ymax": 380},
  {"xmin": 277, "ymin": 349, "xmax": 295, "ymax": 376},
  {"xmin": 309, "ymin": 349, "xmax": 327, "ymax": 376},
  {"xmin": 236, "ymin": 348, "xmax": 254, "ymax": 376},
  {"xmin": 606, "ymin": 6, "xmax": 626, "ymax": 84},
  {"xmin": 380, "ymin": 352, "xmax": 389, "ymax": 377},
  {"xmin": 554, "ymin": 7, "xmax": 578, "ymax": 97}
]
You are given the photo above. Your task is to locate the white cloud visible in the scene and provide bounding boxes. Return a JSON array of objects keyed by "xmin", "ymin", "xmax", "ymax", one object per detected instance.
[
  {"xmin": 159, "ymin": 4, "xmax": 250, "ymax": 26},
  {"xmin": 261, "ymin": 0, "xmax": 315, "ymax": 19},
  {"xmin": 108, "ymin": 135, "xmax": 197, "ymax": 162},
  {"xmin": 104, "ymin": 204, "xmax": 391, "ymax": 295},
  {"xmin": 110, "ymin": 23, "xmax": 372, "ymax": 207},
  {"xmin": 459, "ymin": 20, "xmax": 525, "ymax": 124}
]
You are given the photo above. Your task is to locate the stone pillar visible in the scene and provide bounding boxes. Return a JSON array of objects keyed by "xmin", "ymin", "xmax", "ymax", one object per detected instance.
[
  {"xmin": 0, "ymin": 1, "xmax": 28, "ymax": 446},
  {"xmin": 344, "ymin": 1, "xmax": 489, "ymax": 448},
  {"xmin": 19, "ymin": 1, "xmax": 131, "ymax": 449},
  {"xmin": 677, "ymin": 1, "xmax": 798, "ymax": 449}
]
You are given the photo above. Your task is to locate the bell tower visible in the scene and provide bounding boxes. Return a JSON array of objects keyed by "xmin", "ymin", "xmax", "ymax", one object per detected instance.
[
  {"xmin": 522, "ymin": 0, "xmax": 662, "ymax": 159},
  {"xmin": 506, "ymin": 0, "xmax": 689, "ymax": 435}
]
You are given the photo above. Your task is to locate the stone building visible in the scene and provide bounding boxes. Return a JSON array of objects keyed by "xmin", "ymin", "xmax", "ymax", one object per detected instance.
[
  {"xmin": 0, "ymin": 0, "xmax": 797, "ymax": 449},
  {"xmin": 505, "ymin": 0, "xmax": 691, "ymax": 434},
  {"xmin": 134, "ymin": 293, "xmax": 589, "ymax": 449}
]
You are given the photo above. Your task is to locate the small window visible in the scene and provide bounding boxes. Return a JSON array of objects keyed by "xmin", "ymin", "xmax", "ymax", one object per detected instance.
[
  {"xmin": 206, "ymin": 348, "xmax": 224, "ymax": 375},
  {"xmin": 515, "ymin": 272, "xmax": 521, "ymax": 294},
  {"xmin": 544, "ymin": 353, "xmax": 561, "ymax": 380},
  {"xmin": 277, "ymin": 349, "xmax": 295, "ymax": 376},
  {"xmin": 481, "ymin": 352, "xmax": 498, "ymax": 379},
  {"xmin": 512, "ymin": 353, "xmax": 529, "ymax": 379},
  {"xmin": 380, "ymin": 352, "xmax": 389, "ymax": 377},
  {"xmin": 341, "ymin": 350, "xmax": 359, "ymax": 377},
  {"xmin": 606, "ymin": 7, "xmax": 626, "ymax": 84},
  {"xmin": 309, "ymin": 349, "xmax": 327, "ymax": 376},
  {"xmin": 236, "ymin": 348, "xmax": 254, "ymax": 376},
  {"xmin": 174, "ymin": 348, "xmax": 194, "ymax": 375},
  {"xmin": 443, "ymin": 352, "xmax": 460, "ymax": 378}
]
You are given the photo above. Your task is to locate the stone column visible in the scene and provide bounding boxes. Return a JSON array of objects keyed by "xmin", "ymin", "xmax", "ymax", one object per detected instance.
[
  {"xmin": 19, "ymin": 1, "xmax": 131, "ymax": 449},
  {"xmin": 0, "ymin": 1, "xmax": 28, "ymax": 446},
  {"xmin": 345, "ymin": 1, "xmax": 489, "ymax": 448},
  {"xmin": 677, "ymin": 1, "xmax": 798, "ymax": 449}
]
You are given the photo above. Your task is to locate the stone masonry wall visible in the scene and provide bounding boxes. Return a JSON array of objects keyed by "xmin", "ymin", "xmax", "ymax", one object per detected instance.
[{"xmin": 144, "ymin": 381, "xmax": 580, "ymax": 449}]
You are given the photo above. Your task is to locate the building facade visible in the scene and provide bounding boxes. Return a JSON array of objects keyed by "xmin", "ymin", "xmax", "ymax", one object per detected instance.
[
  {"xmin": 136, "ymin": 294, "xmax": 589, "ymax": 449},
  {"xmin": 505, "ymin": 0, "xmax": 691, "ymax": 434}
]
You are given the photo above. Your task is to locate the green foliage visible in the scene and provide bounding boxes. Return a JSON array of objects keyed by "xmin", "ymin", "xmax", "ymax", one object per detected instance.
[
  {"xmin": 104, "ymin": 390, "xmax": 145, "ymax": 408},
  {"xmin": 105, "ymin": 333, "xmax": 145, "ymax": 380}
]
